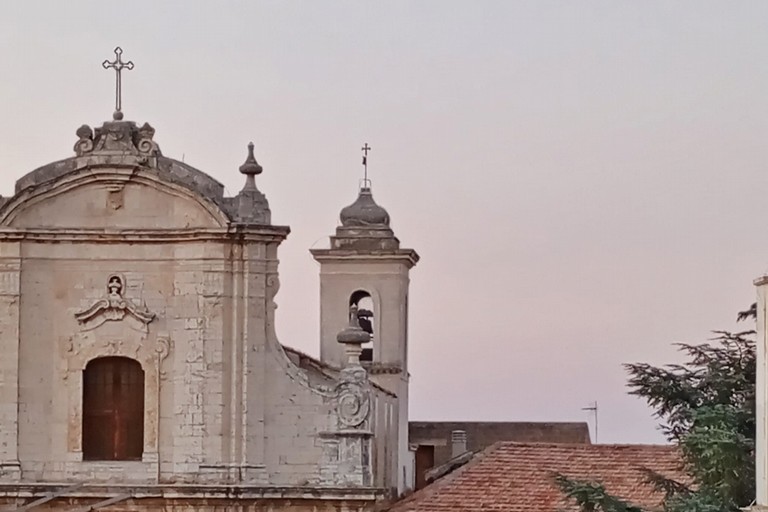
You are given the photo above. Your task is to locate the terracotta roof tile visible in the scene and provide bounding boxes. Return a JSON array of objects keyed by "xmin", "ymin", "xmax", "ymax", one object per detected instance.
[{"xmin": 387, "ymin": 442, "xmax": 687, "ymax": 512}]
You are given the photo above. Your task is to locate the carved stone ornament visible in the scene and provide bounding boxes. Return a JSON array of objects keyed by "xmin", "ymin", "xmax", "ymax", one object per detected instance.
[
  {"xmin": 73, "ymin": 120, "xmax": 161, "ymax": 158},
  {"xmin": 137, "ymin": 122, "xmax": 159, "ymax": 154},
  {"xmin": 73, "ymin": 125, "xmax": 94, "ymax": 156},
  {"xmin": 74, "ymin": 275, "xmax": 156, "ymax": 332},
  {"xmin": 335, "ymin": 366, "xmax": 371, "ymax": 429}
]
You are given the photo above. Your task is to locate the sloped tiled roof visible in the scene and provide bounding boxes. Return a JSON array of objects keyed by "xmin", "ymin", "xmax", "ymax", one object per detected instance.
[{"xmin": 387, "ymin": 442, "xmax": 687, "ymax": 512}]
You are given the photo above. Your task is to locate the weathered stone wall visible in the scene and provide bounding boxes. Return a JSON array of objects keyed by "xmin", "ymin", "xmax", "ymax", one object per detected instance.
[
  {"xmin": 10, "ymin": 197, "xmax": 240, "ymax": 483},
  {"xmin": 281, "ymin": 348, "xmax": 399, "ymax": 492}
]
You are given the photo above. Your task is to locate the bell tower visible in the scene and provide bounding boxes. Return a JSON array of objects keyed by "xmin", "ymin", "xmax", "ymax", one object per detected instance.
[
  {"xmin": 311, "ymin": 184, "xmax": 418, "ymax": 381},
  {"xmin": 311, "ymin": 172, "xmax": 418, "ymax": 491},
  {"xmin": 312, "ymin": 142, "xmax": 418, "ymax": 378}
]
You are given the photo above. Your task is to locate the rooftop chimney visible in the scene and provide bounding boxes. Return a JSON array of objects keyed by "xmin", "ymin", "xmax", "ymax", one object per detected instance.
[{"xmin": 451, "ymin": 430, "xmax": 467, "ymax": 458}]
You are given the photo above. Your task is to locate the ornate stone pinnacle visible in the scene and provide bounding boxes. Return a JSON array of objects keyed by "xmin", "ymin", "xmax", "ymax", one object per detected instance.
[
  {"xmin": 239, "ymin": 142, "xmax": 263, "ymax": 190},
  {"xmin": 337, "ymin": 305, "xmax": 370, "ymax": 367},
  {"xmin": 337, "ymin": 305, "xmax": 371, "ymax": 345}
]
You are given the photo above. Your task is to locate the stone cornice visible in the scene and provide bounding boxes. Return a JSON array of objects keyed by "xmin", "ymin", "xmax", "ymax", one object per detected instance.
[
  {"xmin": 0, "ymin": 482, "xmax": 386, "ymax": 501},
  {"xmin": 310, "ymin": 248, "xmax": 419, "ymax": 267},
  {"xmin": 0, "ymin": 226, "xmax": 290, "ymax": 244}
]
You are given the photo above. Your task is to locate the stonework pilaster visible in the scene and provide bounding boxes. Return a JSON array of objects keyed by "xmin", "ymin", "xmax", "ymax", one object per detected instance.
[{"xmin": 0, "ymin": 242, "xmax": 21, "ymax": 481}]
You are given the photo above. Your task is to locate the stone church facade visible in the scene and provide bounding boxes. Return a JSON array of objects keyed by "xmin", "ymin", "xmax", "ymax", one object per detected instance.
[{"xmin": 0, "ymin": 114, "xmax": 417, "ymax": 510}]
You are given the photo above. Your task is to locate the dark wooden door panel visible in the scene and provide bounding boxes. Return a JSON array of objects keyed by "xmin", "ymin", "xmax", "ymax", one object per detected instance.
[{"xmin": 82, "ymin": 357, "xmax": 144, "ymax": 461}]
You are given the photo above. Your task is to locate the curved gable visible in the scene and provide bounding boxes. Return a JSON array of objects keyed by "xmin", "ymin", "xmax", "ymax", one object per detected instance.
[{"xmin": 0, "ymin": 168, "xmax": 230, "ymax": 229}]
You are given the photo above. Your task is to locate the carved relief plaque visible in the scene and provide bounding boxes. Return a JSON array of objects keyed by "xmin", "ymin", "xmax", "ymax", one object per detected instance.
[{"xmin": 74, "ymin": 275, "xmax": 155, "ymax": 332}]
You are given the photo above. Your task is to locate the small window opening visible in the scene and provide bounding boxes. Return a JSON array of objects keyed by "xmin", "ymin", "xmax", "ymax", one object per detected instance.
[
  {"xmin": 349, "ymin": 290, "xmax": 374, "ymax": 361},
  {"xmin": 82, "ymin": 356, "xmax": 144, "ymax": 461}
]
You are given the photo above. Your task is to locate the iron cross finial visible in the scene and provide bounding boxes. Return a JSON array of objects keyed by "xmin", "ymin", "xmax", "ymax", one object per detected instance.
[
  {"xmin": 102, "ymin": 47, "xmax": 134, "ymax": 121},
  {"xmin": 361, "ymin": 143, "xmax": 372, "ymax": 187}
]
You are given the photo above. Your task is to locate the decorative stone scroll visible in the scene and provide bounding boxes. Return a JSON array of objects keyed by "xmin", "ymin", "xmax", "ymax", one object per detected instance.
[
  {"xmin": 335, "ymin": 366, "xmax": 371, "ymax": 428},
  {"xmin": 137, "ymin": 122, "xmax": 159, "ymax": 154},
  {"xmin": 331, "ymin": 304, "xmax": 373, "ymax": 428},
  {"xmin": 74, "ymin": 275, "xmax": 155, "ymax": 332},
  {"xmin": 72, "ymin": 120, "xmax": 161, "ymax": 158},
  {"xmin": 155, "ymin": 335, "xmax": 171, "ymax": 377},
  {"xmin": 73, "ymin": 125, "xmax": 94, "ymax": 156}
]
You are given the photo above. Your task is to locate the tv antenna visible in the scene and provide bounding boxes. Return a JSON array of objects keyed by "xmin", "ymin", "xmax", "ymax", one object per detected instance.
[{"xmin": 582, "ymin": 401, "xmax": 599, "ymax": 443}]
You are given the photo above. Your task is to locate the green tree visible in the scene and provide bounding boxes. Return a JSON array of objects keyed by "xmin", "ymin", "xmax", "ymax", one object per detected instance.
[{"xmin": 557, "ymin": 307, "xmax": 756, "ymax": 512}]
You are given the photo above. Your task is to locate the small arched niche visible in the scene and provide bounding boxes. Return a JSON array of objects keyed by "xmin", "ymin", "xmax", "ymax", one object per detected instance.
[
  {"xmin": 349, "ymin": 290, "xmax": 374, "ymax": 361},
  {"xmin": 82, "ymin": 356, "xmax": 145, "ymax": 461}
]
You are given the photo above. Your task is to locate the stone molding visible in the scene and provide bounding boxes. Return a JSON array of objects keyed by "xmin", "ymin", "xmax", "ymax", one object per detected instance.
[
  {"xmin": 310, "ymin": 249, "xmax": 420, "ymax": 267},
  {"xmin": 0, "ymin": 482, "xmax": 386, "ymax": 502},
  {"xmin": 0, "ymin": 226, "xmax": 290, "ymax": 244}
]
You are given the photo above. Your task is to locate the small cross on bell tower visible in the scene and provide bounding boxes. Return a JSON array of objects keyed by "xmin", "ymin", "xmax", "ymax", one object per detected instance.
[
  {"xmin": 361, "ymin": 143, "xmax": 372, "ymax": 189},
  {"xmin": 102, "ymin": 47, "xmax": 134, "ymax": 121}
]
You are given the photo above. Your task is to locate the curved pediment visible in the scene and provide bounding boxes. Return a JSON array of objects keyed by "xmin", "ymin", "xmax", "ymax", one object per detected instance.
[
  {"xmin": 2, "ymin": 119, "xmax": 277, "ymax": 229},
  {"xmin": 0, "ymin": 168, "xmax": 231, "ymax": 229}
]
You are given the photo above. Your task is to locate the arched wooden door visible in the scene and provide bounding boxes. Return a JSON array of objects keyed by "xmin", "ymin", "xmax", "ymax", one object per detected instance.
[{"xmin": 82, "ymin": 356, "xmax": 144, "ymax": 460}]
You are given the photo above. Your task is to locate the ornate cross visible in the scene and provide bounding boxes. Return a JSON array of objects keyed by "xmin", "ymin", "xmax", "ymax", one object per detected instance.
[
  {"xmin": 102, "ymin": 47, "xmax": 134, "ymax": 120},
  {"xmin": 361, "ymin": 143, "xmax": 372, "ymax": 186}
]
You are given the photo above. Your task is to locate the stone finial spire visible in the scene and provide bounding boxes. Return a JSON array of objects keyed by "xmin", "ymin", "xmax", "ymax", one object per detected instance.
[
  {"xmin": 337, "ymin": 305, "xmax": 370, "ymax": 367},
  {"xmin": 239, "ymin": 142, "xmax": 263, "ymax": 191},
  {"xmin": 234, "ymin": 142, "xmax": 271, "ymax": 225}
]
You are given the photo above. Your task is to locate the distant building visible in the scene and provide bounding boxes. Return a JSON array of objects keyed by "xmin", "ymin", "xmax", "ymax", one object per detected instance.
[
  {"xmin": 409, "ymin": 421, "xmax": 591, "ymax": 489},
  {"xmin": 387, "ymin": 443, "xmax": 686, "ymax": 512}
]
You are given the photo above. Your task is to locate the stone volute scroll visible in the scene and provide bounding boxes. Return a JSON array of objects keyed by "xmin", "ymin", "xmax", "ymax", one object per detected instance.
[
  {"xmin": 335, "ymin": 304, "xmax": 373, "ymax": 429},
  {"xmin": 73, "ymin": 125, "xmax": 94, "ymax": 156},
  {"xmin": 74, "ymin": 275, "xmax": 156, "ymax": 332}
]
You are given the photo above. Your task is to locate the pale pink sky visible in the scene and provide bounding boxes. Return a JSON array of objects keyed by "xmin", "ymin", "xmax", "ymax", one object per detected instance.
[{"xmin": 2, "ymin": 1, "xmax": 767, "ymax": 443}]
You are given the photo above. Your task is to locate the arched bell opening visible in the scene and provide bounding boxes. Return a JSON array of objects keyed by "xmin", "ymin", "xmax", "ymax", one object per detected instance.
[{"xmin": 349, "ymin": 290, "xmax": 374, "ymax": 362}]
